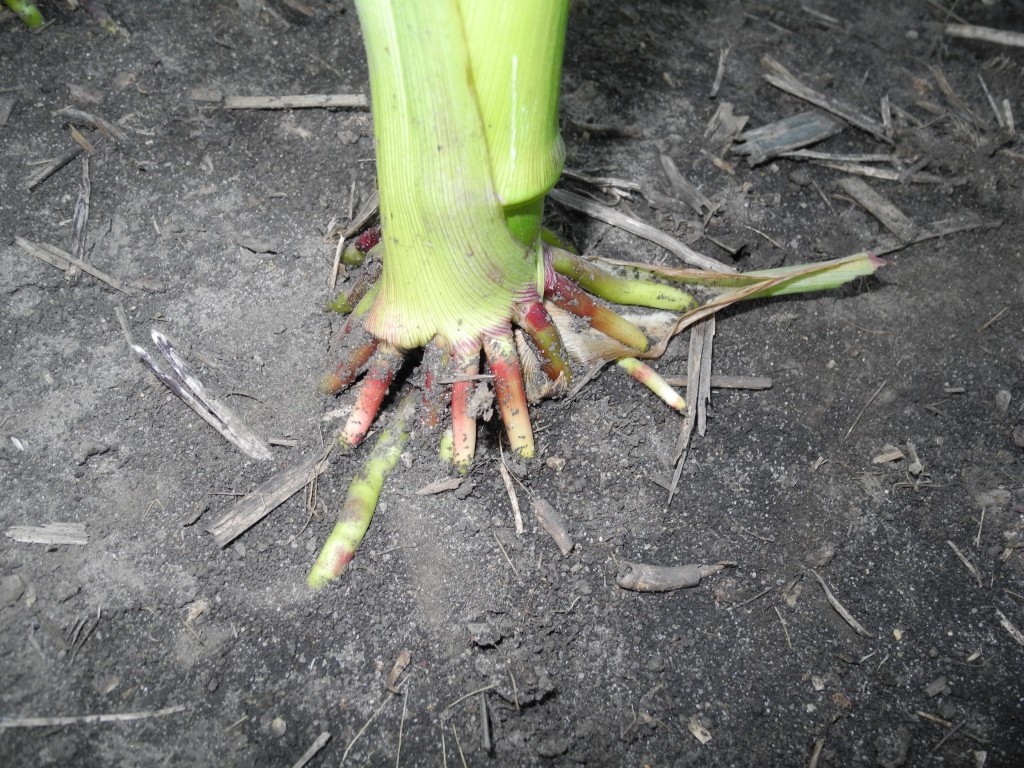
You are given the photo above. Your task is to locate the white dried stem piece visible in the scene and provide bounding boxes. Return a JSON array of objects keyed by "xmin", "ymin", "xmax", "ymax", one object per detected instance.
[
  {"xmin": 813, "ymin": 160, "xmax": 942, "ymax": 184},
  {"xmin": 872, "ymin": 213, "xmax": 997, "ymax": 257},
  {"xmin": 56, "ymin": 107, "xmax": 131, "ymax": 143},
  {"xmin": 137, "ymin": 330, "xmax": 273, "ymax": 462},
  {"xmin": 224, "ymin": 94, "xmax": 367, "ymax": 109},
  {"xmin": 761, "ymin": 56, "xmax": 891, "ymax": 144},
  {"xmin": 498, "ymin": 459, "xmax": 523, "ymax": 534},
  {"xmin": 23, "ymin": 129, "xmax": 105, "ymax": 190},
  {"xmin": 668, "ymin": 316, "xmax": 714, "ymax": 502},
  {"xmin": 782, "ymin": 150, "xmax": 897, "ymax": 163},
  {"xmin": 15, "ymin": 237, "xmax": 134, "ymax": 295},
  {"xmin": 548, "ymin": 188, "xmax": 735, "ymax": 273},
  {"xmin": 290, "ymin": 732, "xmax": 331, "ymax": 768},
  {"xmin": 946, "ymin": 540, "xmax": 983, "ymax": 587},
  {"xmin": 5, "ymin": 522, "xmax": 88, "ymax": 546},
  {"xmin": 617, "ymin": 561, "xmax": 731, "ymax": 592},
  {"xmin": 66, "ymin": 155, "xmax": 92, "ymax": 280},
  {"xmin": 710, "ymin": 44, "xmax": 729, "ymax": 98},
  {"xmin": 660, "ymin": 154, "xmax": 713, "ymax": 215},
  {"xmin": 0, "ymin": 705, "xmax": 186, "ymax": 729},
  {"xmin": 946, "ymin": 24, "xmax": 1024, "ymax": 49},
  {"xmin": 805, "ymin": 568, "xmax": 875, "ymax": 638},
  {"xmin": 995, "ymin": 609, "xmax": 1024, "ymax": 646},
  {"xmin": 531, "ymin": 497, "xmax": 573, "ymax": 557}
]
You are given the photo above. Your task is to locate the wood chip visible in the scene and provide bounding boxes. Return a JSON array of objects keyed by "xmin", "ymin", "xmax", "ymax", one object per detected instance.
[
  {"xmin": 693, "ymin": 316, "xmax": 715, "ymax": 437},
  {"xmin": 531, "ymin": 497, "xmax": 573, "ymax": 557},
  {"xmin": 734, "ymin": 110, "xmax": 844, "ymax": 165},
  {"xmin": 5, "ymin": 522, "xmax": 88, "ymax": 546},
  {"xmin": 207, "ymin": 444, "xmax": 333, "ymax": 546},
  {"xmin": 223, "ymin": 94, "xmax": 367, "ymax": 110},
  {"xmin": 836, "ymin": 177, "xmax": 919, "ymax": 242}
]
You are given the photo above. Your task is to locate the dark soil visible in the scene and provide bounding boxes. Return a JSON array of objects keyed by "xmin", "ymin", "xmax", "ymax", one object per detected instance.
[{"xmin": 2, "ymin": 1, "xmax": 1023, "ymax": 766}]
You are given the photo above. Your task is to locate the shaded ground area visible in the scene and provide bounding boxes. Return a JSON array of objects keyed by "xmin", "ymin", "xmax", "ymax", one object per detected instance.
[{"xmin": 2, "ymin": 1, "xmax": 1023, "ymax": 765}]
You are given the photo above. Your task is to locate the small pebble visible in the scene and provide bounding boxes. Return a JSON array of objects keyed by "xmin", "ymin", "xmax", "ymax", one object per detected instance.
[
  {"xmin": 924, "ymin": 676, "xmax": 948, "ymax": 697},
  {"xmin": 805, "ymin": 542, "xmax": 836, "ymax": 568},
  {"xmin": 975, "ymin": 489, "xmax": 1011, "ymax": 509},
  {"xmin": 995, "ymin": 389, "xmax": 1011, "ymax": 416},
  {"xmin": 0, "ymin": 574, "xmax": 26, "ymax": 607},
  {"xmin": 269, "ymin": 717, "xmax": 287, "ymax": 738}
]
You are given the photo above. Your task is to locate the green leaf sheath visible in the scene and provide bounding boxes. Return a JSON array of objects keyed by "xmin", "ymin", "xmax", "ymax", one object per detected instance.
[
  {"xmin": 353, "ymin": 0, "xmax": 568, "ymax": 352},
  {"xmin": 461, "ymin": 0, "xmax": 569, "ymax": 245}
]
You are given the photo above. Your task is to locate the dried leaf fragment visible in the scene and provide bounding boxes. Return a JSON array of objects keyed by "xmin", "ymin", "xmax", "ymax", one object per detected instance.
[
  {"xmin": 616, "ymin": 561, "xmax": 731, "ymax": 592},
  {"xmin": 414, "ymin": 477, "xmax": 463, "ymax": 496},
  {"xmin": 386, "ymin": 649, "xmax": 412, "ymax": 693},
  {"xmin": 805, "ymin": 542, "xmax": 836, "ymax": 568},
  {"xmin": 687, "ymin": 715, "xmax": 712, "ymax": 744}
]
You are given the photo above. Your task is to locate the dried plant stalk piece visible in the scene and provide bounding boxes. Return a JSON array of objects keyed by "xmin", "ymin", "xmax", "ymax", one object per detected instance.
[
  {"xmin": 616, "ymin": 561, "xmax": 730, "ymax": 592},
  {"xmin": 5, "ymin": 523, "xmax": 88, "ymax": 546},
  {"xmin": 532, "ymin": 497, "xmax": 573, "ymax": 556}
]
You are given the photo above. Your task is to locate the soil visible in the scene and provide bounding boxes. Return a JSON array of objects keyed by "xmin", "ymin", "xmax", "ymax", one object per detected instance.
[{"xmin": 2, "ymin": 1, "xmax": 1023, "ymax": 766}]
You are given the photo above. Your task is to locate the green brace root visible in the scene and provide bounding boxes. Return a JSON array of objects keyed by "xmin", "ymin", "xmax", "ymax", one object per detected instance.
[{"xmin": 308, "ymin": 393, "xmax": 416, "ymax": 589}]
